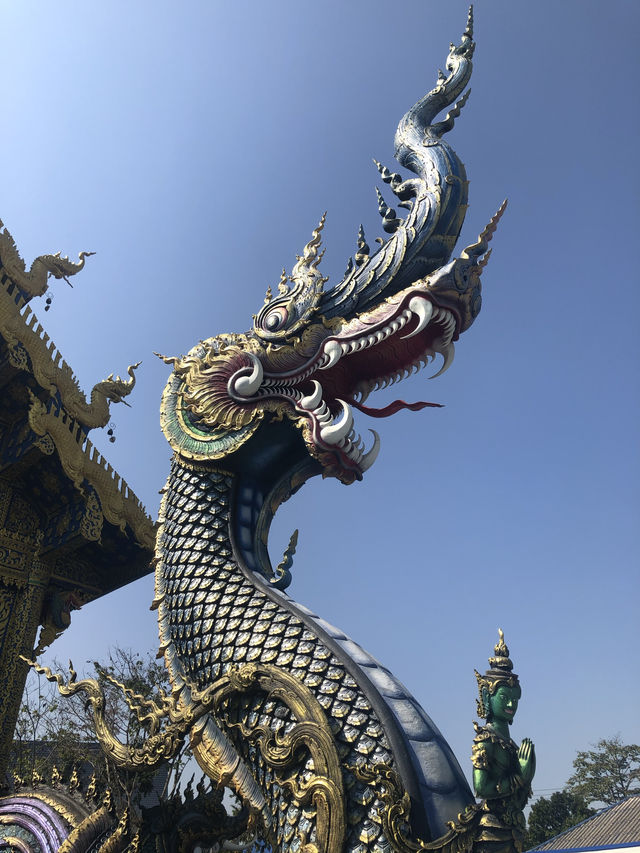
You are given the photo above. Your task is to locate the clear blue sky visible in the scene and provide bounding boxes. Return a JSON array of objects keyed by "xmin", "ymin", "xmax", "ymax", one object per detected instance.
[{"xmin": 3, "ymin": 1, "xmax": 639, "ymax": 805}]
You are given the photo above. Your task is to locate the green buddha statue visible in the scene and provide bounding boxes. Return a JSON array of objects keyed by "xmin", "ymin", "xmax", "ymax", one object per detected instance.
[{"xmin": 471, "ymin": 629, "xmax": 535, "ymax": 853}]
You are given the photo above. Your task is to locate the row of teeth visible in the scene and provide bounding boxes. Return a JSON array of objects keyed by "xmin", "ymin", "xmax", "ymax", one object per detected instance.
[
  {"xmin": 297, "ymin": 385, "xmax": 379, "ymax": 469},
  {"xmin": 318, "ymin": 299, "xmax": 454, "ymax": 372},
  {"xmin": 293, "ymin": 300, "xmax": 455, "ymax": 467},
  {"xmin": 318, "ymin": 307, "xmax": 412, "ymax": 369},
  {"xmin": 258, "ymin": 298, "xmax": 451, "ymax": 391}
]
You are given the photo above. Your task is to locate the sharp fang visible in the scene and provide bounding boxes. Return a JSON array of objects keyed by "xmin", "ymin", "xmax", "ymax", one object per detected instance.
[
  {"xmin": 402, "ymin": 296, "xmax": 434, "ymax": 340},
  {"xmin": 319, "ymin": 399, "xmax": 354, "ymax": 445},
  {"xmin": 429, "ymin": 342, "xmax": 456, "ymax": 379},
  {"xmin": 320, "ymin": 340, "xmax": 342, "ymax": 369},
  {"xmin": 299, "ymin": 380, "xmax": 323, "ymax": 411},
  {"xmin": 228, "ymin": 353, "xmax": 264, "ymax": 397},
  {"xmin": 359, "ymin": 430, "xmax": 381, "ymax": 471}
]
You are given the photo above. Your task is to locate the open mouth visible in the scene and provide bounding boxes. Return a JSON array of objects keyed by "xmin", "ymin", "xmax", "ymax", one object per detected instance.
[{"xmin": 230, "ymin": 288, "xmax": 458, "ymax": 476}]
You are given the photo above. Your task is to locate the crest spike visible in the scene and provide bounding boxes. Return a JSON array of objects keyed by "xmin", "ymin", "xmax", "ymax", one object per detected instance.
[
  {"xmin": 355, "ymin": 225, "xmax": 370, "ymax": 267},
  {"xmin": 462, "ymin": 199, "xmax": 508, "ymax": 263},
  {"xmin": 373, "ymin": 159, "xmax": 404, "ymax": 195},
  {"xmin": 376, "ymin": 187, "xmax": 389, "ymax": 218},
  {"xmin": 465, "ymin": 5, "xmax": 474, "ymax": 40},
  {"xmin": 311, "ymin": 247, "xmax": 326, "ymax": 270},
  {"xmin": 277, "ymin": 268, "xmax": 289, "ymax": 295},
  {"xmin": 295, "ymin": 212, "xmax": 327, "ymax": 272},
  {"xmin": 375, "ymin": 187, "xmax": 402, "ymax": 234},
  {"xmin": 430, "ymin": 89, "xmax": 471, "ymax": 138}
]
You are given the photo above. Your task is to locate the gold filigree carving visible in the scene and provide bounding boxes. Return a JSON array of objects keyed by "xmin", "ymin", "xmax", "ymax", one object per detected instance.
[
  {"xmin": 34, "ymin": 433, "xmax": 55, "ymax": 456},
  {"xmin": 95, "ymin": 807, "xmax": 130, "ymax": 853},
  {"xmin": 7, "ymin": 342, "xmax": 29, "ymax": 371},
  {"xmin": 58, "ymin": 806, "xmax": 114, "ymax": 853},
  {"xmin": 27, "ymin": 395, "xmax": 155, "ymax": 550},
  {"xmin": 18, "ymin": 792, "xmax": 81, "ymax": 830},
  {"xmin": 0, "ymin": 586, "xmax": 14, "ymax": 639},
  {"xmin": 80, "ymin": 489, "xmax": 103, "ymax": 542},
  {"xmin": 27, "ymin": 659, "xmax": 346, "ymax": 853},
  {"xmin": 0, "ymin": 272, "xmax": 139, "ymax": 428},
  {"xmin": 353, "ymin": 763, "xmax": 479, "ymax": 853},
  {"xmin": 0, "ymin": 530, "xmax": 42, "ymax": 586},
  {"xmin": 196, "ymin": 664, "xmax": 346, "ymax": 853}
]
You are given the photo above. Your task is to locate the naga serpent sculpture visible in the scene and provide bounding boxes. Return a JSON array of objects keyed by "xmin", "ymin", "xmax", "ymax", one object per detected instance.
[{"xmin": 20, "ymin": 9, "xmax": 510, "ymax": 853}]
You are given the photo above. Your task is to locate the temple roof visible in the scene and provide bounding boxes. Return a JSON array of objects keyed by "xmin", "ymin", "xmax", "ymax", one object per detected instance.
[
  {"xmin": 533, "ymin": 795, "xmax": 640, "ymax": 850},
  {"xmin": 0, "ymin": 219, "xmax": 156, "ymax": 615}
]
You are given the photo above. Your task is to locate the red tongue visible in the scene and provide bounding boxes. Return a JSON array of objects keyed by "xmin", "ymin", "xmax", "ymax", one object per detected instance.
[{"xmin": 349, "ymin": 398, "xmax": 443, "ymax": 418}]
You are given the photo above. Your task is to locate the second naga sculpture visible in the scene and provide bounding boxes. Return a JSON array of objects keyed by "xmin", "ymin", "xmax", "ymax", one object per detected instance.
[{"xmin": 30, "ymin": 9, "xmax": 516, "ymax": 853}]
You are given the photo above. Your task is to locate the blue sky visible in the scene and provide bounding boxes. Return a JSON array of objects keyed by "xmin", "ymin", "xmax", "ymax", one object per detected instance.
[{"xmin": 3, "ymin": 1, "xmax": 639, "ymax": 806}]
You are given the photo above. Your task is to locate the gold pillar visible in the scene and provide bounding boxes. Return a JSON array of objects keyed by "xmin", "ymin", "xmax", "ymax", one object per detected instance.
[{"xmin": 0, "ymin": 487, "xmax": 50, "ymax": 787}]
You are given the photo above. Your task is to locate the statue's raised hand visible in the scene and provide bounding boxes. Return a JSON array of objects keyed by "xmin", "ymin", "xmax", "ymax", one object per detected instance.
[{"xmin": 518, "ymin": 737, "xmax": 536, "ymax": 783}]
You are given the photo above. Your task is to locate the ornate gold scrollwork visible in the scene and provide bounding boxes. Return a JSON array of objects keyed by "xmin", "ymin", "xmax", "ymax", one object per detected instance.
[
  {"xmin": 353, "ymin": 763, "xmax": 480, "ymax": 853},
  {"xmin": 24, "ymin": 658, "xmax": 346, "ymax": 853},
  {"xmin": 197, "ymin": 663, "xmax": 347, "ymax": 853},
  {"xmin": 26, "ymin": 395, "xmax": 155, "ymax": 549}
]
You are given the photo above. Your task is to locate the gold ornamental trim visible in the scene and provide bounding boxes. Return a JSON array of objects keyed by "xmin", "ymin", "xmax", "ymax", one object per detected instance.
[
  {"xmin": 29, "ymin": 659, "xmax": 346, "ymax": 853},
  {"xmin": 27, "ymin": 396, "xmax": 156, "ymax": 550},
  {"xmin": 191, "ymin": 664, "xmax": 347, "ymax": 853},
  {"xmin": 0, "ymin": 262, "xmax": 139, "ymax": 428},
  {"xmin": 0, "ymin": 218, "xmax": 92, "ymax": 297},
  {"xmin": 17, "ymin": 792, "xmax": 81, "ymax": 830},
  {"xmin": 353, "ymin": 763, "xmax": 480, "ymax": 853},
  {"xmin": 57, "ymin": 806, "xmax": 115, "ymax": 853}
]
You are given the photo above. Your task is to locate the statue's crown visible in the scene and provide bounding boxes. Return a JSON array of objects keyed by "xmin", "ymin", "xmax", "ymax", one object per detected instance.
[
  {"xmin": 488, "ymin": 628, "xmax": 514, "ymax": 673},
  {"xmin": 474, "ymin": 629, "xmax": 519, "ymax": 718}
]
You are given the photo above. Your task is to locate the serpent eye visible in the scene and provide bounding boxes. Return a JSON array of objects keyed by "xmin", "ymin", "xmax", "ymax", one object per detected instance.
[{"xmin": 262, "ymin": 306, "xmax": 289, "ymax": 332}]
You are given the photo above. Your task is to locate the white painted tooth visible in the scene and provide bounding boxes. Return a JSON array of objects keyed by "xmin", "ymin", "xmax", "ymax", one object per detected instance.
[
  {"xmin": 341, "ymin": 342, "xmax": 351, "ymax": 354},
  {"xmin": 390, "ymin": 320, "xmax": 401, "ymax": 332},
  {"xmin": 367, "ymin": 334, "xmax": 377, "ymax": 346},
  {"xmin": 228, "ymin": 353, "xmax": 263, "ymax": 398},
  {"xmin": 298, "ymin": 380, "xmax": 323, "ymax": 411},
  {"xmin": 319, "ymin": 399, "xmax": 354, "ymax": 445},
  {"xmin": 320, "ymin": 340, "xmax": 342, "ymax": 369},
  {"xmin": 429, "ymin": 342, "xmax": 456, "ymax": 379},
  {"xmin": 375, "ymin": 331, "xmax": 385, "ymax": 343},
  {"xmin": 401, "ymin": 296, "xmax": 434, "ymax": 340},
  {"xmin": 360, "ymin": 430, "xmax": 381, "ymax": 471}
]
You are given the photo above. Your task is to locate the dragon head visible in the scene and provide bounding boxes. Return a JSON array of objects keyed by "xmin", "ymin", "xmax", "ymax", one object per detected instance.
[{"xmin": 160, "ymin": 11, "xmax": 503, "ymax": 490}]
